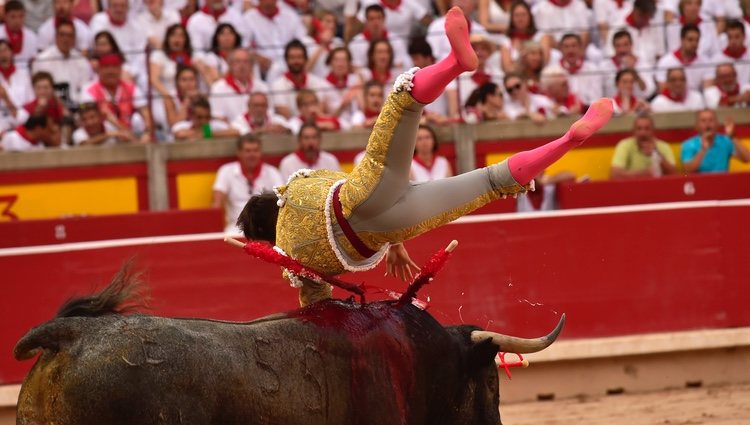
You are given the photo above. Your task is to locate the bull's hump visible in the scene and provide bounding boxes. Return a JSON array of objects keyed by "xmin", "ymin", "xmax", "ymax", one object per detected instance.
[{"xmin": 287, "ymin": 300, "xmax": 408, "ymax": 337}]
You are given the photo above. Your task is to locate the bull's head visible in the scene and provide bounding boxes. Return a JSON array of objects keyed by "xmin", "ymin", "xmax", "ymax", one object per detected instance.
[{"xmin": 444, "ymin": 315, "xmax": 566, "ymax": 425}]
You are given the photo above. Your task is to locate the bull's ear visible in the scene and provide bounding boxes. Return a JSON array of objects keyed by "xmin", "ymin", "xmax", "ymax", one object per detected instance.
[{"xmin": 468, "ymin": 338, "xmax": 499, "ymax": 368}]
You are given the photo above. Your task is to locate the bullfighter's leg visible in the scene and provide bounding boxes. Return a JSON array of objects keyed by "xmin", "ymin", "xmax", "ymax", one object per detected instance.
[
  {"xmin": 340, "ymin": 6, "xmax": 476, "ymax": 219},
  {"xmin": 349, "ymin": 99, "xmax": 614, "ymax": 242}
]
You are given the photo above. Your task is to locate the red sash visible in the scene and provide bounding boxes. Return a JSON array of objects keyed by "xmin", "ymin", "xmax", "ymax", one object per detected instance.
[
  {"xmin": 673, "ymin": 49, "xmax": 697, "ymax": 65},
  {"xmin": 614, "ymin": 94, "xmax": 637, "ymax": 111},
  {"xmin": 326, "ymin": 72, "xmax": 348, "ymax": 89},
  {"xmin": 362, "ymin": 29, "xmax": 388, "ymax": 41},
  {"xmin": 560, "ymin": 58, "xmax": 583, "ymax": 74},
  {"xmin": 107, "ymin": 11, "xmax": 126, "ymax": 27},
  {"xmin": 14, "ymin": 125, "xmax": 37, "ymax": 145},
  {"xmin": 169, "ymin": 52, "xmax": 192, "ymax": 66},
  {"xmin": 294, "ymin": 149, "xmax": 318, "ymax": 167},
  {"xmin": 332, "ymin": 184, "xmax": 377, "ymax": 258},
  {"xmin": 241, "ymin": 163, "xmax": 264, "ymax": 188}
]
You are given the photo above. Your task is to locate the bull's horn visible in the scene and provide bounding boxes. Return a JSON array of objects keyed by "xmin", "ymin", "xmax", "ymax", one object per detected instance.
[{"xmin": 470, "ymin": 314, "xmax": 566, "ymax": 354}]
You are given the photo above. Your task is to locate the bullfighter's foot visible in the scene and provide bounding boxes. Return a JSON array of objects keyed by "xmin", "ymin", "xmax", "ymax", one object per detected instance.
[
  {"xmin": 445, "ymin": 7, "xmax": 477, "ymax": 72},
  {"xmin": 568, "ymin": 98, "xmax": 614, "ymax": 145}
]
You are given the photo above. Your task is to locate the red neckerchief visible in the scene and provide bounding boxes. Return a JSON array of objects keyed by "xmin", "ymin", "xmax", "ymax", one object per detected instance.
[
  {"xmin": 284, "ymin": 72, "xmax": 307, "ymax": 90},
  {"xmin": 559, "ymin": 93, "xmax": 579, "ymax": 109},
  {"xmin": 169, "ymin": 51, "xmax": 192, "ymax": 66},
  {"xmin": 244, "ymin": 112, "xmax": 269, "ymax": 129},
  {"xmin": 107, "ymin": 11, "xmax": 126, "ymax": 27},
  {"xmin": 224, "ymin": 74, "xmax": 252, "ymax": 94},
  {"xmin": 673, "ymin": 48, "xmax": 697, "ymax": 65},
  {"xmin": 364, "ymin": 108, "xmax": 380, "ymax": 118},
  {"xmin": 370, "ymin": 68, "xmax": 391, "ymax": 85},
  {"xmin": 723, "ymin": 46, "xmax": 747, "ymax": 59},
  {"xmin": 548, "ymin": 0, "xmax": 571, "ymax": 7},
  {"xmin": 24, "ymin": 98, "xmax": 64, "ymax": 122},
  {"xmin": 201, "ymin": 5, "xmax": 226, "ymax": 20},
  {"xmin": 0, "ymin": 63, "xmax": 16, "ymax": 80},
  {"xmin": 614, "ymin": 94, "xmax": 637, "ymax": 111},
  {"xmin": 611, "ymin": 55, "xmax": 638, "ymax": 68},
  {"xmin": 315, "ymin": 115, "xmax": 341, "ymax": 129},
  {"xmin": 527, "ymin": 181, "xmax": 545, "ymax": 210},
  {"xmin": 661, "ymin": 88, "xmax": 685, "ymax": 102},
  {"xmin": 511, "ymin": 31, "xmax": 533, "ymax": 41},
  {"xmin": 614, "ymin": 0, "xmax": 624, "ymax": 8},
  {"xmin": 560, "ymin": 58, "xmax": 583, "ymax": 74},
  {"xmin": 294, "ymin": 149, "xmax": 318, "ymax": 167},
  {"xmin": 241, "ymin": 162, "xmax": 263, "ymax": 188},
  {"xmin": 679, "ymin": 15, "xmax": 702, "ymax": 25},
  {"xmin": 362, "ymin": 29, "xmax": 388, "ymax": 41},
  {"xmin": 413, "ymin": 155, "xmax": 433, "ymax": 171},
  {"xmin": 471, "ymin": 69, "xmax": 490, "ymax": 86},
  {"xmin": 5, "ymin": 27, "xmax": 23, "ymax": 54},
  {"xmin": 527, "ymin": 80, "xmax": 541, "ymax": 94},
  {"xmin": 745, "ymin": 15, "xmax": 750, "ymax": 25},
  {"xmin": 258, "ymin": 6, "xmax": 280, "ymax": 20},
  {"xmin": 625, "ymin": 12, "xmax": 649, "ymax": 30},
  {"xmin": 326, "ymin": 72, "xmax": 347, "ymax": 89},
  {"xmin": 380, "ymin": 0, "xmax": 402, "ymax": 10},
  {"xmin": 15, "ymin": 125, "xmax": 36, "ymax": 145},
  {"xmin": 718, "ymin": 84, "xmax": 740, "ymax": 106}
]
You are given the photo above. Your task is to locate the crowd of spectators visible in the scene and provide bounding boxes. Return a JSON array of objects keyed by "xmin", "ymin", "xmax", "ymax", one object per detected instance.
[{"xmin": 0, "ymin": 0, "xmax": 744, "ymax": 153}]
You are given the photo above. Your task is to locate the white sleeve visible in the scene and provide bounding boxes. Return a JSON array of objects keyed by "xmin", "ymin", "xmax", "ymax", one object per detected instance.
[
  {"xmin": 212, "ymin": 165, "xmax": 231, "ymax": 193},
  {"xmin": 231, "ymin": 115, "xmax": 251, "ymax": 135},
  {"xmin": 72, "ymin": 128, "xmax": 87, "ymax": 145},
  {"xmin": 703, "ymin": 88, "xmax": 720, "ymax": 109}
]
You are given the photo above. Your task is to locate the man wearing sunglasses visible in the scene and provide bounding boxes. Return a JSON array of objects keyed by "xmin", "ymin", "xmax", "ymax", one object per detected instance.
[{"xmin": 502, "ymin": 73, "xmax": 554, "ymax": 123}]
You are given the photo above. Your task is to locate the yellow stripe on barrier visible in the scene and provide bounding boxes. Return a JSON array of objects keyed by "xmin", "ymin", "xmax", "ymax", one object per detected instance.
[{"xmin": 0, "ymin": 178, "xmax": 138, "ymax": 221}]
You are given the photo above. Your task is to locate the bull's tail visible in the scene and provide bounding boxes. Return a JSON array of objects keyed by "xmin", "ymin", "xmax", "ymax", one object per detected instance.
[{"xmin": 14, "ymin": 260, "xmax": 149, "ymax": 361}]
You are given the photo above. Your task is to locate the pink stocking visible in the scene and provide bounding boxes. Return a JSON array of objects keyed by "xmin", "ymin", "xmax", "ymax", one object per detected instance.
[
  {"xmin": 508, "ymin": 99, "xmax": 614, "ymax": 185},
  {"xmin": 410, "ymin": 7, "xmax": 477, "ymax": 104}
]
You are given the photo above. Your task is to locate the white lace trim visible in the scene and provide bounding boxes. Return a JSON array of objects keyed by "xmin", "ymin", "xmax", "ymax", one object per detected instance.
[
  {"xmin": 274, "ymin": 168, "xmax": 314, "ymax": 207},
  {"xmin": 393, "ymin": 67, "xmax": 420, "ymax": 93},
  {"xmin": 273, "ymin": 245, "xmax": 304, "ymax": 288},
  {"xmin": 324, "ymin": 180, "xmax": 390, "ymax": 273}
]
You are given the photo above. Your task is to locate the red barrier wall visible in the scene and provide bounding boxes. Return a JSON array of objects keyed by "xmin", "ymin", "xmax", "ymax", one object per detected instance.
[{"xmin": 2, "ymin": 200, "xmax": 748, "ymax": 385}]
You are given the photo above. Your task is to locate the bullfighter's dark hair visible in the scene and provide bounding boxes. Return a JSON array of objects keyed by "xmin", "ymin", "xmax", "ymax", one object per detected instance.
[{"xmin": 237, "ymin": 193, "xmax": 279, "ymax": 243}]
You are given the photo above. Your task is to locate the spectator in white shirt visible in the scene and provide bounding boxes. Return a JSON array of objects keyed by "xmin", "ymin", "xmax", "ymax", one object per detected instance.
[
  {"xmin": 270, "ymin": 39, "xmax": 334, "ymax": 120},
  {"xmin": 599, "ymin": 29, "xmax": 656, "ymax": 98},
  {"xmin": 210, "ymin": 48, "xmax": 269, "ymax": 121},
  {"xmin": 411, "ymin": 124, "xmax": 452, "ymax": 182},
  {"xmin": 323, "ymin": 46, "xmax": 365, "ymax": 122},
  {"xmin": 194, "ymin": 22, "xmax": 241, "ymax": 85},
  {"xmin": 704, "ymin": 63, "xmax": 750, "ymax": 108},
  {"xmin": 351, "ymin": 80, "xmax": 385, "ymax": 128},
  {"xmin": 350, "ymin": 4, "xmax": 410, "ymax": 71},
  {"xmin": 278, "ymin": 123, "xmax": 341, "ymax": 180},
  {"xmin": 212, "ymin": 133, "xmax": 285, "ymax": 233},
  {"xmin": 0, "ymin": 39, "xmax": 32, "ymax": 130},
  {"xmin": 408, "ymin": 37, "xmax": 459, "ymax": 123},
  {"xmin": 137, "ymin": 0, "xmax": 181, "ymax": 49},
  {"xmin": 593, "ymin": 0, "xmax": 633, "ymax": 46},
  {"xmin": 161, "ymin": 65, "xmax": 204, "ymax": 130},
  {"xmin": 666, "ymin": 0, "xmax": 720, "ymax": 58},
  {"xmin": 454, "ymin": 34, "xmax": 504, "ymax": 109},
  {"xmin": 72, "ymin": 102, "xmax": 137, "ymax": 146},
  {"xmin": 357, "ymin": 0, "xmax": 431, "ymax": 42},
  {"xmin": 555, "ymin": 33, "xmax": 604, "ymax": 106},
  {"xmin": 242, "ymin": 0, "xmax": 308, "ymax": 78},
  {"xmin": 89, "ymin": 0, "xmax": 148, "ymax": 76},
  {"xmin": 305, "ymin": 10, "xmax": 346, "ymax": 79},
  {"xmin": 540, "ymin": 65, "xmax": 584, "ymax": 116},
  {"xmin": 33, "ymin": 20, "xmax": 93, "ymax": 104},
  {"xmin": 606, "ymin": 0, "xmax": 666, "ymax": 64},
  {"xmin": 533, "ymin": 0, "xmax": 593, "ymax": 48},
  {"xmin": 612, "ymin": 68, "xmax": 652, "ymax": 115},
  {"xmin": 656, "ymin": 24, "xmax": 712, "ymax": 92},
  {"xmin": 38, "ymin": 0, "xmax": 92, "ymax": 52},
  {"xmin": 500, "ymin": 1, "xmax": 553, "ymax": 73},
  {"xmin": 186, "ymin": 0, "xmax": 244, "ymax": 53},
  {"xmin": 477, "ymin": 0, "xmax": 512, "ymax": 35},
  {"xmin": 502, "ymin": 73, "xmax": 554, "ymax": 122},
  {"xmin": 362, "ymin": 39, "xmax": 402, "ymax": 89},
  {"xmin": 651, "ymin": 67, "xmax": 705, "ymax": 112},
  {"xmin": 0, "ymin": 115, "xmax": 55, "ymax": 152},
  {"xmin": 714, "ymin": 20, "xmax": 750, "ymax": 84},
  {"xmin": 171, "ymin": 95, "xmax": 239, "ymax": 141},
  {"xmin": 0, "ymin": 1, "xmax": 39, "ymax": 72},
  {"xmin": 230, "ymin": 91, "xmax": 291, "ymax": 135}
]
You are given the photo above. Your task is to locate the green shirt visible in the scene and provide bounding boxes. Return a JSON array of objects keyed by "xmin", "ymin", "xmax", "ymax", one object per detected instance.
[{"xmin": 611, "ymin": 137, "xmax": 676, "ymax": 172}]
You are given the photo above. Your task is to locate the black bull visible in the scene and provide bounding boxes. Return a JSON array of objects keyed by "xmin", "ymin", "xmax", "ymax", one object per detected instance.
[{"xmin": 14, "ymin": 271, "xmax": 564, "ymax": 425}]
